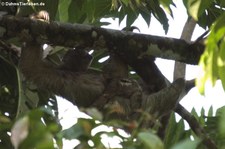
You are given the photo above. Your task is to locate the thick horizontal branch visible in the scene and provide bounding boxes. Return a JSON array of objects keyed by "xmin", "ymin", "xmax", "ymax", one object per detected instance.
[{"xmin": 0, "ymin": 15, "xmax": 204, "ymax": 65}]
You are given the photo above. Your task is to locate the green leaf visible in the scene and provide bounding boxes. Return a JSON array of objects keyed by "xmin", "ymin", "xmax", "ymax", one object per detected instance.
[
  {"xmin": 159, "ymin": 0, "xmax": 174, "ymax": 16},
  {"xmin": 199, "ymin": 3, "xmax": 224, "ymax": 29},
  {"xmin": 191, "ymin": 108, "xmax": 198, "ymax": 118},
  {"xmin": 159, "ymin": 0, "xmax": 174, "ymax": 6},
  {"xmin": 164, "ymin": 113, "xmax": 177, "ymax": 148},
  {"xmin": 200, "ymin": 107, "xmax": 205, "ymax": 116},
  {"xmin": 218, "ymin": 38, "xmax": 225, "ymax": 90},
  {"xmin": 126, "ymin": 11, "xmax": 138, "ymax": 27},
  {"xmin": 94, "ymin": 0, "xmax": 112, "ymax": 19},
  {"xmin": 11, "ymin": 116, "xmax": 29, "ymax": 149},
  {"xmin": 208, "ymin": 106, "xmax": 213, "ymax": 117},
  {"xmin": 185, "ymin": 0, "xmax": 213, "ymax": 20},
  {"xmin": 85, "ymin": 108, "xmax": 103, "ymax": 121},
  {"xmin": 170, "ymin": 139, "xmax": 201, "ymax": 149},
  {"xmin": 218, "ymin": 107, "xmax": 225, "ymax": 137},
  {"xmin": 138, "ymin": 132, "xmax": 164, "ymax": 149},
  {"xmin": 68, "ymin": 0, "xmax": 87, "ymax": 23},
  {"xmin": 147, "ymin": 0, "xmax": 169, "ymax": 33},
  {"xmin": 218, "ymin": 63, "xmax": 225, "ymax": 90},
  {"xmin": 173, "ymin": 119, "xmax": 186, "ymax": 141},
  {"xmin": 199, "ymin": 108, "xmax": 205, "ymax": 125},
  {"xmin": 60, "ymin": 118, "xmax": 95, "ymax": 140},
  {"xmin": 164, "ymin": 113, "xmax": 193, "ymax": 148},
  {"xmin": 189, "ymin": 0, "xmax": 202, "ymax": 19},
  {"xmin": 83, "ymin": 0, "xmax": 95, "ymax": 23},
  {"xmin": 121, "ymin": 0, "xmax": 129, "ymax": 6},
  {"xmin": 60, "ymin": 122, "xmax": 84, "ymax": 140},
  {"xmin": 140, "ymin": 10, "xmax": 151, "ymax": 27},
  {"xmin": 18, "ymin": 109, "xmax": 55, "ymax": 149},
  {"xmin": 219, "ymin": 0, "xmax": 225, "ymax": 7},
  {"xmin": 119, "ymin": 5, "xmax": 139, "ymax": 27},
  {"xmin": 196, "ymin": 68, "xmax": 207, "ymax": 95},
  {"xmin": 58, "ymin": 0, "xmax": 72, "ymax": 22},
  {"xmin": 197, "ymin": 13, "xmax": 225, "ymax": 94},
  {"xmin": 213, "ymin": 13, "xmax": 225, "ymax": 34}
]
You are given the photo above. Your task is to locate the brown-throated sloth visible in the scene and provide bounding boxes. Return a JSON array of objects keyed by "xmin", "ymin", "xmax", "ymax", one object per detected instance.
[
  {"xmin": 19, "ymin": 40, "xmax": 105, "ymax": 107},
  {"xmin": 19, "ymin": 11, "xmax": 185, "ymax": 123}
]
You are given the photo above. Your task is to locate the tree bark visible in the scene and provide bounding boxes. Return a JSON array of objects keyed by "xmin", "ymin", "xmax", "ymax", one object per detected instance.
[
  {"xmin": 174, "ymin": 18, "xmax": 196, "ymax": 80},
  {"xmin": 0, "ymin": 15, "xmax": 204, "ymax": 65}
]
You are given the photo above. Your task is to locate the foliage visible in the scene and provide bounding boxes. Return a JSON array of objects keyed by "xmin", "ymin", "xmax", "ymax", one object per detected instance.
[
  {"xmin": 57, "ymin": 0, "xmax": 171, "ymax": 32},
  {"xmin": 182, "ymin": 0, "xmax": 225, "ymax": 93},
  {"xmin": 1, "ymin": 0, "xmax": 225, "ymax": 148},
  {"xmin": 197, "ymin": 13, "xmax": 225, "ymax": 94},
  {"xmin": 183, "ymin": 0, "xmax": 224, "ymax": 29},
  {"xmin": 3, "ymin": 106, "xmax": 225, "ymax": 148},
  {"xmin": 0, "ymin": 107, "xmax": 62, "ymax": 149}
]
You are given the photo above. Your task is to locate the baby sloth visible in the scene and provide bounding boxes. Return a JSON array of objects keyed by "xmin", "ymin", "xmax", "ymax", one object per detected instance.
[{"xmin": 60, "ymin": 47, "xmax": 93, "ymax": 72}]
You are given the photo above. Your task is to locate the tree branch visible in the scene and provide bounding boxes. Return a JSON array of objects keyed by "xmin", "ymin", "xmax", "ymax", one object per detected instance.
[
  {"xmin": 175, "ymin": 104, "xmax": 217, "ymax": 149},
  {"xmin": 174, "ymin": 17, "xmax": 196, "ymax": 80},
  {"xmin": 0, "ymin": 15, "xmax": 204, "ymax": 65}
]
